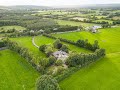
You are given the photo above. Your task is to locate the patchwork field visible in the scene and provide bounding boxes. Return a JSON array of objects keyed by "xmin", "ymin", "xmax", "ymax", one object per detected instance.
[
  {"xmin": 0, "ymin": 49, "xmax": 39, "ymax": 90},
  {"xmin": 52, "ymin": 27, "xmax": 120, "ymax": 90}
]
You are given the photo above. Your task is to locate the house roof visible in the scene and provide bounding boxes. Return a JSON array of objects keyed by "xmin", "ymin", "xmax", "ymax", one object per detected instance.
[{"xmin": 53, "ymin": 50, "xmax": 68, "ymax": 59}]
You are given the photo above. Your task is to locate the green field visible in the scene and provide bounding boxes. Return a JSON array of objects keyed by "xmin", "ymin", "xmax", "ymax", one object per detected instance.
[
  {"xmin": 10, "ymin": 36, "xmax": 46, "ymax": 63},
  {"xmin": 0, "ymin": 49, "xmax": 39, "ymax": 90},
  {"xmin": 0, "ymin": 25, "xmax": 26, "ymax": 31},
  {"xmin": 52, "ymin": 27, "xmax": 120, "ymax": 90},
  {"xmin": 34, "ymin": 35, "xmax": 91, "ymax": 53},
  {"xmin": 52, "ymin": 27, "xmax": 120, "ymax": 54},
  {"xmin": 55, "ymin": 19, "xmax": 96, "ymax": 27},
  {"xmin": 60, "ymin": 52, "xmax": 120, "ymax": 90}
]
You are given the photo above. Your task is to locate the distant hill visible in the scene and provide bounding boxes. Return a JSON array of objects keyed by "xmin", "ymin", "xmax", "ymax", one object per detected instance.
[
  {"xmin": 0, "ymin": 5, "xmax": 52, "ymax": 10},
  {"xmin": 53, "ymin": 4, "xmax": 120, "ymax": 9},
  {"xmin": 0, "ymin": 4, "xmax": 120, "ymax": 10}
]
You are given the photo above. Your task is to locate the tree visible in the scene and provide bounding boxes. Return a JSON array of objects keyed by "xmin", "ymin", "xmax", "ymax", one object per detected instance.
[
  {"xmin": 48, "ymin": 56, "xmax": 56, "ymax": 65},
  {"xmin": 36, "ymin": 75, "xmax": 60, "ymax": 90},
  {"xmin": 53, "ymin": 39, "xmax": 62, "ymax": 49},
  {"xmin": 60, "ymin": 44, "xmax": 69, "ymax": 53},
  {"xmin": 39, "ymin": 44, "xmax": 46, "ymax": 52},
  {"xmin": 45, "ymin": 44, "xmax": 54, "ymax": 57}
]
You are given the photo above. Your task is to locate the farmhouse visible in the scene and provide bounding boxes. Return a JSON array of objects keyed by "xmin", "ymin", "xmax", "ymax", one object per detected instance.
[{"xmin": 53, "ymin": 50, "xmax": 68, "ymax": 62}]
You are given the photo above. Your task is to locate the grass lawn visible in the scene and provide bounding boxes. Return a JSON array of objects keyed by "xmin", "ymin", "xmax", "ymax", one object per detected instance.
[
  {"xmin": 34, "ymin": 35, "xmax": 91, "ymax": 53},
  {"xmin": 60, "ymin": 52, "xmax": 120, "ymax": 90},
  {"xmin": 52, "ymin": 27, "xmax": 120, "ymax": 90},
  {"xmin": 55, "ymin": 19, "xmax": 96, "ymax": 27},
  {"xmin": 0, "ymin": 49, "xmax": 39, "ymax": 90},
  {"xmin": 0, "ymin": 25, "xmax": 26, "ymax": 31},
  {"xmin": 10, "ymin": 36, "xmax": 46, "ymax": 64}
]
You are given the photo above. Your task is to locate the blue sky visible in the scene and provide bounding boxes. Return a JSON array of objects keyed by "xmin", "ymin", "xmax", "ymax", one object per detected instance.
[{"xmin": 0, "ymin": 0, "xmax": 120, "ymax": 6}]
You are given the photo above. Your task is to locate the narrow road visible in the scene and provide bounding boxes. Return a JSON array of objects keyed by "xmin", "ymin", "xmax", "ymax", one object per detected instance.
[{"xmin": 32, "ymin": 36, "xmax": 39, "ymax": 48}]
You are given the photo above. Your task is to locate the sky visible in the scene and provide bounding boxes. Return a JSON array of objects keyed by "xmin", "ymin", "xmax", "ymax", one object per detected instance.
[{"xmin": 0, "ymin": 0, "xmax": 120, "ymax": 6}]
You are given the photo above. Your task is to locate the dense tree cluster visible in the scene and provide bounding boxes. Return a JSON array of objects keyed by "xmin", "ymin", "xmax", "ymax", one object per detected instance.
[
  {"xmin": 66, "ymin": 48, "xmax": 105, "ymax": 67},
  {"xmin": 101, "ymin": 24, "xmax": 111, "ymax": 28},
  {"xmin": 36, "ymin": 75, "xmax": 60, "ymax": 90},
  {"xmin": 113, "ymin": 20, "xmax": 120, "ymax": 25}
]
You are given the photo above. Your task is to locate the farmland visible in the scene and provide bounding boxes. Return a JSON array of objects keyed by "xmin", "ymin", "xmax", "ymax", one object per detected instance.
[
  {"xmin": 52, "ymin": 27, "xmax": 120, "ymax": 54},
  {"xmin": 0, "ymin": 49, "xmax": 39, "ymax": 90},
  {"xmin": 0, "ymin": 4, "xmax": 120, "ymax": 90},
  {"xmin": 51, "ymin": 27, "xmax": 120, "ymax": 90}
]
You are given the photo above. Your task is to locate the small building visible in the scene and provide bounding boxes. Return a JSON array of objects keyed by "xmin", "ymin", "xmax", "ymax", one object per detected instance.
[{"xmin": 53, "ymin": 50, "xmax": 68, "ymax": 63}]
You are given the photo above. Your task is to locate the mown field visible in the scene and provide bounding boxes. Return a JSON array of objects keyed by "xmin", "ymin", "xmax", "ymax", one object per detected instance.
[
  {"xmin": 52, "ymin": 27, "xmax": 120, "ymax": 90},
  {"xmin": 0, "ymin": 49, "xmax": 39, "ymax": 90},
  {"xmin": 10, "ymin": 37, "xmax": 46, "ymax": 63},
  {"xmin": 0, "ymin": 25, "xmax": 26, "ymax": 31}
]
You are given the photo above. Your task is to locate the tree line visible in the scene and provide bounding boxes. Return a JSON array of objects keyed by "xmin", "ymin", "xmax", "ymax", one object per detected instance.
[
  {"xmin": 43, "ymin": 34, "xmax": 100, "ymax": 51},
  {"xmin": 66, "ymin": 48, "xmax": 105, "ymax": 67}
]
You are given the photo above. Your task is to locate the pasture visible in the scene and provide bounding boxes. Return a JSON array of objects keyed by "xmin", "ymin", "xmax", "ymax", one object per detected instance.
[
  {"xmin": 52, "ymin": 27, "xmax": 120, "ymax": 90},
  {"xmin": 0, "ymin": 49, "xmax": 39, "ymax": 90},
  {"xmin": 52, "ymin": 27, "xmax": 120, "ymax": 54}
]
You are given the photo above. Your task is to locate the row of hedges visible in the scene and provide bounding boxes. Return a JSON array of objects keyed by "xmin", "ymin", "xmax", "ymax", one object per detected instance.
[
  {"xmin": 55, "ymin": 48, "xmax": 105, "ymax": 82},
  {"xmin": 43, "ymin": 34, "xmax": 99, "ymax": 51},
  {"xmin": 4, "ymin": 39, "xmax": 40, "ymax": 71}
]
